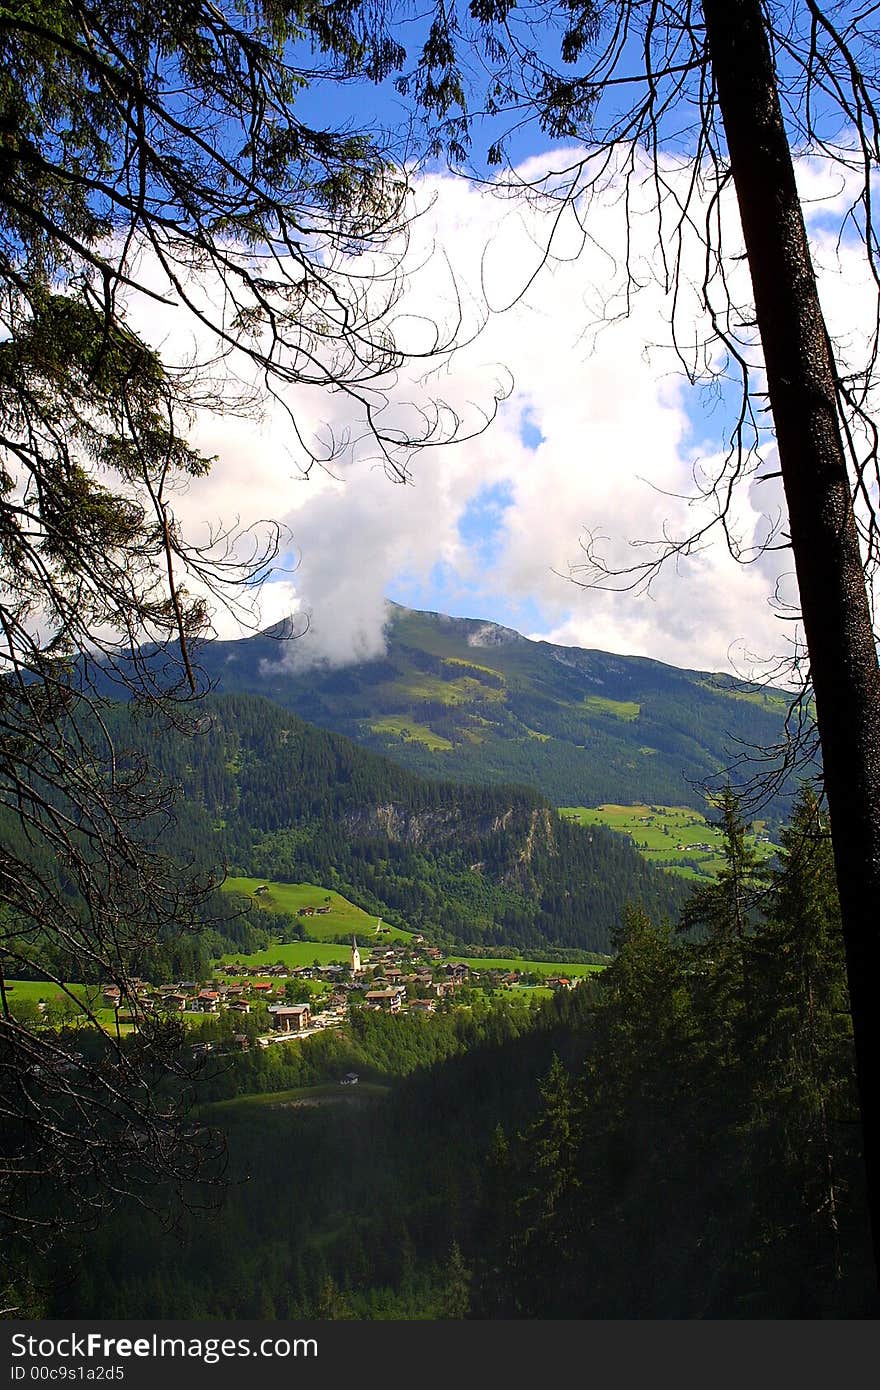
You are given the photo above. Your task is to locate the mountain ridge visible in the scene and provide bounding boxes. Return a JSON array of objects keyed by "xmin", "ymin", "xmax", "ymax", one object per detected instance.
[{"xmin": 190, "ymin": 602, "xmax": 803, "ymax": 818}]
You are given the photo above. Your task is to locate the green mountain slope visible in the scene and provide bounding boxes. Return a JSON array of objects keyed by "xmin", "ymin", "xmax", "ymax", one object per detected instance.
[
  {"xmin": 194, "ymin": 603, "xmax": 802, "ymax": 816},
  {"xmin": 116, "ymin": 693, "xmax": 688, "ymax": 955}
]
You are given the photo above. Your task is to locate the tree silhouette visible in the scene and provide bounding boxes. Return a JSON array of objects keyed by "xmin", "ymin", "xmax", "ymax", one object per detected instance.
[{"xmin": 394, "ymin": 0, "xmax": 880, "ymax": 1283}]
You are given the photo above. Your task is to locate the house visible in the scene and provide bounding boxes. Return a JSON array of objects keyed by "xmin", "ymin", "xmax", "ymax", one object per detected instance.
[
  {"xmin": 197, "ymin": 990, "xmax": 220, "ymax": 1012},
  {"xmin": 161, "ymin": 993, "xmax": 187, "ymax": 1012},
  {"xmin": 340, "ymin": 1072, "xmax": 359, "ymax": 1085},
  {"xmin": 445, "ymin": 962, "xmax": 469, "ymax": 978},
  {"xmin": 250, "ymin": 981, "xmax": 273, "ymax": 995},
  {"xmin": 268, "ymin": 1003, "xmax": 310, "ymax": 1033},
  {"xmin": 228, "ymin": 1000, "xmax": 251, "ymax": 1015},
  {"xmin": 365, "ymin": 988, "xmax": 404, "ymax": 1013},
  {"xmin": 102, "ymin": 985, "xmax": 121, "ymax": 1008},
  {"xmin": 231, "ymin": 1034, "xmax": 251, "ymax": 1051}
]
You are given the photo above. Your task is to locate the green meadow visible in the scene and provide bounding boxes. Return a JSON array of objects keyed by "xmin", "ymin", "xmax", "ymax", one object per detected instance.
[
  {"xmin": 582, "ymin": 695, "xmax": 641, "ymax": 721},
  {"xmin": 367, "ymin": 716, "xmax": 453, "ymax": 750},
  {"xmin": 559, "ymin": 803, "xmax": 777, "ymax": 881},
  {"xmin": 216, "ymin": 940, "xmax": 365, "ymax": 969},
  {"xmin": 222, "ymin": 876, "xmax": 412, "ymax": 942},
  {"xmin": 444, "ymin": 955, "xmax": 604, "ymax": 978},
  {"xmin": 5, "ymin": 980, "xmax": 128, "ymax": 1031}
]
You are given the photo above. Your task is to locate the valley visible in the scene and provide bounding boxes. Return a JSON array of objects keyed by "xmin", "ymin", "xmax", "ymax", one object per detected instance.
[{"xmin": 10, "ymin": 609, "xmax": 860, "ymax": 1323}]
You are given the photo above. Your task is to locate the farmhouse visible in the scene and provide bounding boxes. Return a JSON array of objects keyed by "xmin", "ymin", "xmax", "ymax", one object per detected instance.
[
  {"xmin": 268, "ymin": 1003, "xmax": 311, "ymax": 1033},
  {"xmin": 365, "ymin": 988, "xmax": 404, "ymax": 1013}
]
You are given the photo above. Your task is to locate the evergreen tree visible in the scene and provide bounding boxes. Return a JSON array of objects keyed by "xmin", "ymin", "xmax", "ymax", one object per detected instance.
[
  {"xmin": 679, "ymin": 786, "xmax": 763, "ymax": 941},
  {"xmin": 507, "ymin": 1053, "xmax": 583, "ymax": 1315},
  {"xmin": 740, "ymin": 787, "xmax": 871, "ymax": 1310}
]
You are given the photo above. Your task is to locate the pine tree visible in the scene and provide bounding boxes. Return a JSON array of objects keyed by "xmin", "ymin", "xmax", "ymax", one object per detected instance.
[
  {"xmin": 741, "ymin": 787, "xmax": 871, "ymax": 1310},
  {"xmin": 507, "ymin": 1053, "xmax": 583, "ymax": 1314}
]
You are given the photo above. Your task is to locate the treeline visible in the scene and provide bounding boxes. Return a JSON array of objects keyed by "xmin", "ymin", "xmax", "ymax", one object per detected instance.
[{"xmin": 36, "ymin": 787, "xmax": 876, "ymax": 1318}]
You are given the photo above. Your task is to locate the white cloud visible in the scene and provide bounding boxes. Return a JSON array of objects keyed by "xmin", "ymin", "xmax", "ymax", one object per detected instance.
[{"xmin": 126, "ymin": 145, "xmax": 879, "ymax": 679}]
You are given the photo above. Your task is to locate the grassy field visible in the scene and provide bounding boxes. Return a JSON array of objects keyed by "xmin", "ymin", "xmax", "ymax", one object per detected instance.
[
  {"xmin": 367, "ymin": 716, "xmax": 453, "ymax": 751},
  {"xmin": 396, "ymin": 670, "xmax": 506, "ymax": 707},
  {"xmin": 698, "ymin": 680, "xmax": 792, "ymax": 712},
  {"xmin": 559, "ymin": 803, "xmax": 777, "ymax": 881},
  {"xmin": 444, "ymin": 954, "xmax": 604, "ymax": 978},
  {"xmin": 5, "ymin": 980, "xmax": 129, "ymax": 1031},
  {"xmin": 222, "ymin": 877, "xmax": 412, "ymax": 942},
  {"xmin": 216, "ymin": 940, "xmax": 366, "ymax": 969},
  {"xmin": 582, "ymin": 695, "xmax": 641, "ymax": 721}
]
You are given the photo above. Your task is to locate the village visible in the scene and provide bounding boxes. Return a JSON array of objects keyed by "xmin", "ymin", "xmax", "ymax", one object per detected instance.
[{"xmin": 98, "ymin": 928, "xmax": 583, "ymax": 1053}]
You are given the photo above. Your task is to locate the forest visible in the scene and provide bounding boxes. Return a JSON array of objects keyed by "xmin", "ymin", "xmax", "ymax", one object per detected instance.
[
  {"xmin": 104, "ymin": 692, "xmax": 690, "ymax": 957},
  {"xmin": 11, "ymin": 788, "xmax": 873, "ymax": 1320}
]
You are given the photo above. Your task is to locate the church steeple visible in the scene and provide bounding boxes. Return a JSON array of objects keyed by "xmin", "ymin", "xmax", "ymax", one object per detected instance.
[{"xmin": 350, "ymin": 935, "xmax": 362, "ymax": 975}]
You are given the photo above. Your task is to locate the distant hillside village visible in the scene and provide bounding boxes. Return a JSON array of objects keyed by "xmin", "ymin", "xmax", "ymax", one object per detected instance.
[{"xmin": 96, "ymin": 930, "xmax": 583, "ymax": 1054}]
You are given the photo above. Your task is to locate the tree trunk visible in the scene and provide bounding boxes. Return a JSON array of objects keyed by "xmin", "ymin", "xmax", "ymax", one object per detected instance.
[{"xmin": 702, "ymin": 0, "xmax": 880, "ymax": 1288}]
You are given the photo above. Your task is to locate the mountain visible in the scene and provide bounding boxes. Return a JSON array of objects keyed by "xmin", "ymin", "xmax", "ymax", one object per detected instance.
[
  {"xmin": 115, "ymin": 693, "xmax": 688, "ymax": 956},
  {"xmin": 191, "ymin": 603, "xmax": 802, "ymax": 818}
]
